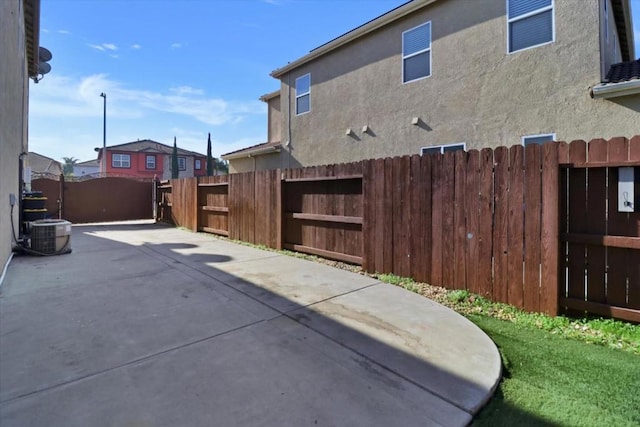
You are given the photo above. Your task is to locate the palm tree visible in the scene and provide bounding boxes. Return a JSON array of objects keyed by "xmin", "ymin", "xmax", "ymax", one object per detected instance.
[{"xmin": 62, "ymin": 157, "xmax": 78, "ymax": 176}]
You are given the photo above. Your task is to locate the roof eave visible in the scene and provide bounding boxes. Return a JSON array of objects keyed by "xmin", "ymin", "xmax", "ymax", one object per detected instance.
[
  {"xmin": 591, "ymin": 80, "xmax": 640, "ymax": 99},
  {"xmin": 270, "ymin": 0, "xmax": 437, "ymax": 78},
  {"xmin": 24, "ymin": 0, "xmax": 41, "ymax": 77},
  {"xmin": 259, "ymin": 90, "xmax": 280, "ymax": 102},
  {"xmin": 222, "ymin": 145, "xmax": 282, "ymax": 160}
]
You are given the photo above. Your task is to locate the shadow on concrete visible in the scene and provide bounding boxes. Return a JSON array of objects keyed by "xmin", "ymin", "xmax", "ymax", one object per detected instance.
[{"xmin": 0, "ymin": 223, "xmax": 552, "ymax": 426}]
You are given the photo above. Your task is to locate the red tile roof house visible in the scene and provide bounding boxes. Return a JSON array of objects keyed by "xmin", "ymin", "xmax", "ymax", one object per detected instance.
[{"xmin": 96, "ymin": 139, "xmax": 211, "ymax": 180}]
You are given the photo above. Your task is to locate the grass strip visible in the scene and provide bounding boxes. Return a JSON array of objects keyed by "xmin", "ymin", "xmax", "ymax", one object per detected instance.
[{"xmin": 470, "ymin": 314, "xmax": 640, "ymax": 426}]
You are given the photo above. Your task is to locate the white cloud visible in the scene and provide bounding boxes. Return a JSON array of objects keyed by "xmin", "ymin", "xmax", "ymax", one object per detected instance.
[
  {"xmin": 89, "ymin": 43, "xmax": 118, "ymax": 52},
  {"xmin": 41, "ymin": 28, "xmax": 49, "ymax": 33},
  {"xmin": 30, "ymin": 73, "xmax": 264, "ymax": 127},
  {"xmin": 170, "ymin": 43, "xmax": 182, "ymax": 49},
  {"xmin": 131, "ymin": 44, "xmax": 141, "ymax": 49},
  {"xmin": 57, "ymin": 29, "xmax": 71, "ymax": 35},
  {"xmin": 170, "ymin": 86, "xmax": 204, "ymax": 96}
]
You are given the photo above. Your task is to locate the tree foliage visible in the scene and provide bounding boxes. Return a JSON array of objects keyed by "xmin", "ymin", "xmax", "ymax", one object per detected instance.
[
  {"xmin": 62, "ymin": 157, "xmax": 78, "ymax": 176},
  {"xmin": 171, "ymin": 137, "xmax": 179, "ymax": 179},
  {"xmin": 206, "ymin": 133, "xmax": 214, "ymax": 176}
]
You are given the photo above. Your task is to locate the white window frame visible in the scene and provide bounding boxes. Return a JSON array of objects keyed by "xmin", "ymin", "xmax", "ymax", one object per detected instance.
[
  {"xmin": 507, "ymin": 0, "xmax": 555, "ymax": 54},
  {"xmin": 112, "ymin": 153, "xmax": 131, "ymax": 168},
  {"xmin": 145, "ymin": 155, "xmax": 156, "ymax": 170},
  {"xmin": 195, "ymin": 159, "xmax": 202, "ymax": 170},
  {"xmin": 421, "ymin": 142, "xmax": 466, "ymax": 155},
  {"xmin": 521, "ymin": 133, "xmax": 556, "ymax": 146},
  {"xmin": 295, "ymin": 73, "xmax": 311, "ymax": 116},
  {"xmin": 402, "ymin": 21, "xmax": 432, "ymax": 84},
  {"xmin": 178, "ymin": 156, "xmax": 186, "ymax": 171}
]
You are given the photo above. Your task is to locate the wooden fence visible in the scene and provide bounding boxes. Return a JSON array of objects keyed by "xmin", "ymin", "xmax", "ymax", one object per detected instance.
[
  {"xmin": 32, "ymin": 176, "xmax": 154, "ymax": 224},
  {"xmin": 157, "ymin": 136, "xmax": 640, "ymax": 322}
]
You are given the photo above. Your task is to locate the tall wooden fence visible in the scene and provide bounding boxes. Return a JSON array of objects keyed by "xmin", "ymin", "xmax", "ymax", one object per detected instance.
[
  {"xmin": 32, "ymin": 176, "xmax": 154, "ymax": 224},
  {"xmin": 157, "ymin": 136, "xmax": 640, "ymax": 322}
]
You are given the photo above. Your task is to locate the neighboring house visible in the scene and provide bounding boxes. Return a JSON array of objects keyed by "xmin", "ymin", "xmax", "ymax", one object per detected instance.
[
  {"xmin": 1, "ymin": 0, "xmax": 40, "ymax": 270},
  {"xmin": 73, "ymin": 159, "xmax": 100, "ymax": 177},
  {"xmin": 224, "ymin": 0, "xmax": 638, "ymax": 173},
  {"xmin": 96, "ymin": 139, "xmax": 211, "ymax": 179},
  {"xmin": 27, "ymin": 152, "xmax": 63, "ymax": 179}
]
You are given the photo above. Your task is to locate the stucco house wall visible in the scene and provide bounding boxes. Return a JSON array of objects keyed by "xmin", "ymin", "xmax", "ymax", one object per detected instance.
[
  {"xmin": 227, "ymin": 153, "xmax": 283, "ymax": 174},
  {"xmin": 0, "ymin": 0, "xmax": 33, "ymax": 271},
  {"xmin": 273, "ymin": 0, "xmax": 638, "ymax": 168}
]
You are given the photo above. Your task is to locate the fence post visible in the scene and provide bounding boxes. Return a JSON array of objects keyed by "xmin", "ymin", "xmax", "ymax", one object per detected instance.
[
  {"xmin": 59, "ymin": 173, "xmax": 65, "ymax": 219},
  {"xmin": 276, "ymin": 169, "xmax": 283, "ymax": 250}
]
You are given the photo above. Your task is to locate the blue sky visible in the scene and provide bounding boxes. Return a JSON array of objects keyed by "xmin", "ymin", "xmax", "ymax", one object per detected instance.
[{"xmin": 30, "ymin": 0, "xmax": 640, "ymax": 163}]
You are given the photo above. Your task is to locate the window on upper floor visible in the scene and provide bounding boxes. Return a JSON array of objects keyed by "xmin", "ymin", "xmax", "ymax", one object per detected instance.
[
  {"xmin": 403, "ymin": 22, "xmax": 431, "ymax": 83},
  {"xmin": 178, "ymin": 156, "xmax": 186, "ymax": 171},
  {"xmin": 421, "ymin": 143, "xmax": 466, "ymax": 155},
  {"xmin": 146, "ymin": 155, "xmax": 156, "ymax": 170},
  {"xmin": 522, "ymin": 133, "xmax": 555, "ymax": 146},
  {"xmin": 295, "ymin": 74, "xmax": 310, "ymax": 115},
  {"xmin": 112, "ymin": 153, "xmax": 131, "ymax": 168},
  {"xmin": 508, "ymin": 0, "xmax": 554, "ymax": 53}
]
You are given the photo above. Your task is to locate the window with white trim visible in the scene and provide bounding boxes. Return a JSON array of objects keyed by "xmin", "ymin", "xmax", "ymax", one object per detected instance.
[
  {"xmin": 402, "ymin": 22, "xmax": 431, "ymax": 83},
  {"xmin": 112, "ymin": 153, "xmax": 131, "ymax": 168},
  {"xmin": 195, "ymin": 159, "xmax": 202, "ymax": 170},
  {"xmin": 421, "ymin": 143, "xmax": 466, "ymax": 155},
  {"xmin": 146, "ymin": 155, "xmax": 156, "ymax": 170},
  {"xmin": 295, "ymin": 74, "xmax": 310, "ymax": 115},
  {"xmin": 522, "ymin": 133, "xmax": 555, "ymax": 146},
  {"xmin": 178, "ymin": 157, "xmax": 186, "ymax": 171},
  {"xmin": 507, "ymin": 0, "xmax": 554, "ymax": 53}
]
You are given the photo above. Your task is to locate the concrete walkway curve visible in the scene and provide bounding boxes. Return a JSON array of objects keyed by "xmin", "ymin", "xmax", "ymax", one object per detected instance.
[{"xmin": 0, "ymin": 223, "xmax": 501, "ymax": 426}]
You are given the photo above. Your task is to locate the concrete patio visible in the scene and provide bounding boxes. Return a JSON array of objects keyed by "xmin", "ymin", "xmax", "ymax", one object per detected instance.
[{"xmin": 0, "ymin": 222, "xmax": 501, "ymax": 426}]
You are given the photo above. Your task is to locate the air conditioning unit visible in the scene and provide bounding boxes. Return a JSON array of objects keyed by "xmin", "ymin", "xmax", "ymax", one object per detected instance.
[{"xmin": 30, "ymin": 219, "xmax": 72, "ymax": 254}]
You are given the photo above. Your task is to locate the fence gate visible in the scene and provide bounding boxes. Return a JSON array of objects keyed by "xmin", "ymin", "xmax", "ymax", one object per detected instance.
[{"xmin": 559, "ymin": 138, "xmax": 640, "ymax": 323}]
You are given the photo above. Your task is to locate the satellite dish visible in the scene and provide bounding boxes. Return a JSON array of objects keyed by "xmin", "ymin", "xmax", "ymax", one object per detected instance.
[
  {"xmin": 39, "ymin": 46, "xmax": 52, "ymax": 62},
  {"xmin": 38, "ymin": 62, "xmax": 51, "ymax": 75}
]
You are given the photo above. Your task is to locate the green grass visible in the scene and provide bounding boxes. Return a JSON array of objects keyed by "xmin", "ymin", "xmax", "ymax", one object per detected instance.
[{"xmin": 471, "ymin": 315, "xmax": 640, "ymax": 426}]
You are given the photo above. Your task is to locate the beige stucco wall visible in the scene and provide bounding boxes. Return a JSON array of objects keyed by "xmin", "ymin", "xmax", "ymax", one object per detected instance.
[
  {"xmin": 0, "ymin": 0, "xmax": 29, "ymax": 270},
  {"xmin": 267, "ymin": 95, "xmax": 282, "ymax": 143},
  {"xmin": 276, "ymin": 0, "xmax": 639, "ymax": 168},
  {"xmin": 228, "ymin": 153, "xmax": 283, "ymax": 173}
]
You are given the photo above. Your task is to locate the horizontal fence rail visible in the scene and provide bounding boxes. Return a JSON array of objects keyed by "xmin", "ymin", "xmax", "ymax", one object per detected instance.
[{"xmin": 158, "ymin": 136, "xmax": 640, "ymax": 322}]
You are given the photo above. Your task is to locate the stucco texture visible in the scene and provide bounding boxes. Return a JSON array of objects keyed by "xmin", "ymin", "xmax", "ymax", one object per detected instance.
[
  {"xmin": 0, "ymin": 0, "xmax": 29, "ymax": 269},
  {"xmin": 276, "ymin": 0, "xmax": 639, "ymax": 168}
]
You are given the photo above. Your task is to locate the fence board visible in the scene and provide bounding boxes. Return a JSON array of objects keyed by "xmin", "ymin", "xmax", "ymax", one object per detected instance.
[
  {"xmin": 393, "ymin": 156, "xmax": 411, "ymax": 278},
  {"xmin": 566, "ymin": 141, "xmax": 588, "ymax": 309},
  {"xmin": 586, "ymin": 139, "xmax": 607, "ymax": 304},
  {"xmin": 540, "ymin": 142, "xmax": 559, "ymax": 315},
  {"xmin": 451, "ymin": 151, "xmax": 466, "ymax": 289},
  {"xmin": 492, "ymin": 147, "xmax": 509, "ymax": 302},
  {"xmin": 441, "ymin": 152, "xmax": 456, "ymax": 287},
  {"xmin": 362, "ymin": 161, "xmax": 374, "ymax": 271},
  {"xmin": 477, "ymin": 148, "xmax": 493, "ymax": 298},
  {"xmin": 507, "ymin": 145, "xmax": 524, "ymax": 308},
  {"xmin": 465, "ymin": 151, "xmax": 480, "ymax": 295},
  {"xmin": 430, "ymin": 154, "xmax": 444, "ymax": 286},
  {"xmin": 382, "ymin": 158, "xmax": 394, "ymax": 273},
  {"xmin": 523, "ymin": 144, "xmax": 541, "ymax": 312}
]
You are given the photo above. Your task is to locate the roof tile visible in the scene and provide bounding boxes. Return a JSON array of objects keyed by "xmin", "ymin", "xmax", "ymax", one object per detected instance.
[{"xmin": 603, "ymin": 59, "xmax": 640, "ymax": 84}]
